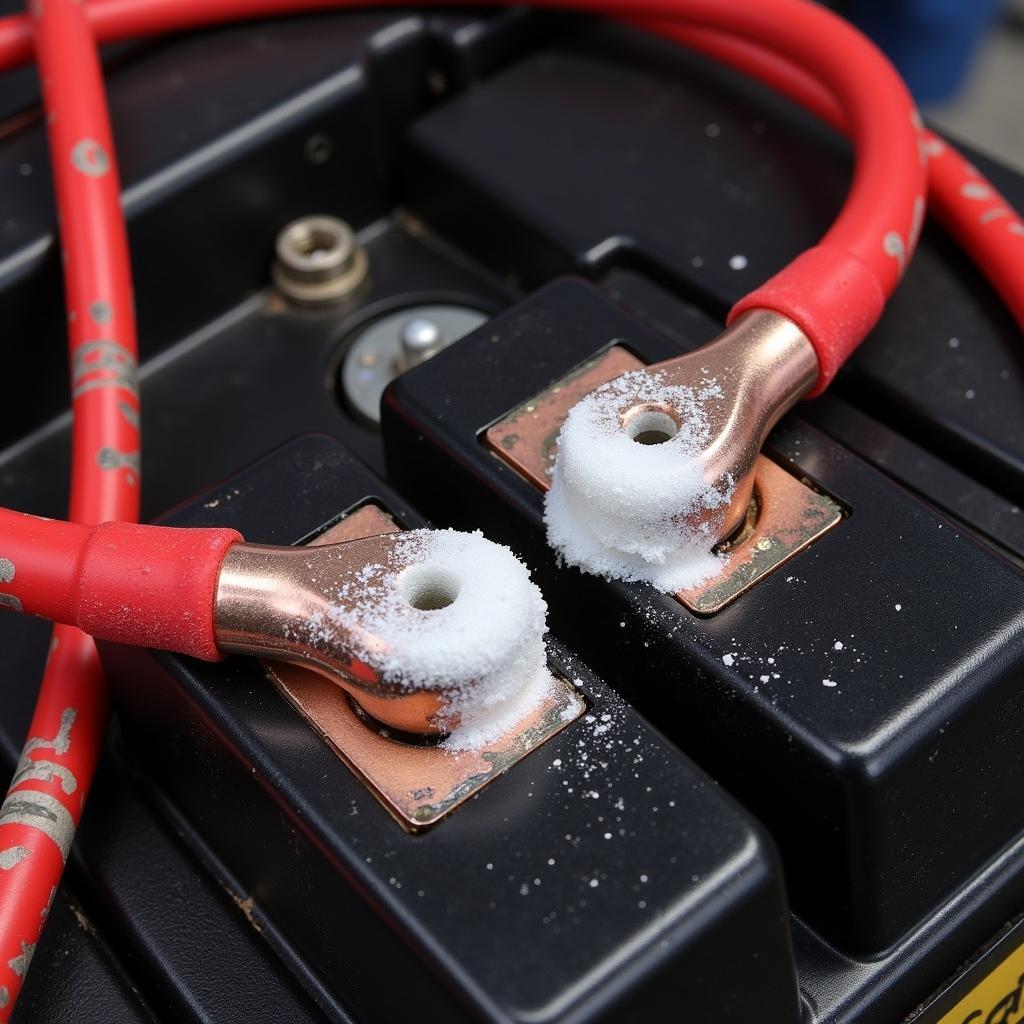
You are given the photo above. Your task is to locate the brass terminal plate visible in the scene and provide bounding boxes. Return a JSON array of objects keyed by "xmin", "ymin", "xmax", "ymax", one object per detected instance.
[
  {"xmin": 265, "ymin": 505, "xmax": 586, "ymax": 832},
  {"xmin": 485, "ymin": 346, "xmax": 843, "ymax": 615}
]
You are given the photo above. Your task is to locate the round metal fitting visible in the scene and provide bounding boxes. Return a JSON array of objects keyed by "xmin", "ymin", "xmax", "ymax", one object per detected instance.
[
  {"xmin": 341, "ymin": 304, "xmax": 488, "ymax": 425},
  {"xmin": 272, "ymin": 215, "xmax": 368, "ymax": 306},
  {"xmin": 398, "ymin": 317, "xmax": 444, "ymax": 370}
]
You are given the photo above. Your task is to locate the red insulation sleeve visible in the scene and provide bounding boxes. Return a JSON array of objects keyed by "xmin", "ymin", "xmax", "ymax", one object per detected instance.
[
  {"xmin": 0, "ymin": 509, "xmax": 241, "ymax": 658},
  {"xmin": 76, "ymin": 523, "xmax": 241, "ymax": 657},
  {"xmin": 733, "ymin": 247, "xmax": 886, "ymax": 396}
]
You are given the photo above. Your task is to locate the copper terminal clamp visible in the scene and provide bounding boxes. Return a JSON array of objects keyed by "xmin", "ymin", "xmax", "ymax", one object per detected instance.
[
  {"xmin": 214, "ymin": 526, "xmax": 553, "ymax": 737},
  {"xmin": 260, "ymin": 507, "xmax": 584, "ymax": 830},
  {"xmin": 487, "ymin": 309, "xmax": 841, "ymax": 612}
]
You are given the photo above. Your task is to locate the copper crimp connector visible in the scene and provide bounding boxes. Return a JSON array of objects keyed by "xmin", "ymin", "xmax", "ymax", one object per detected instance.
[
  {"xmin": 214, "ymin": 534, "xmax": 447, "ymax": 733},
  {"xmin": 628, "ymin": 309, "xmax": 818, "ymax": 543},
  {"xmin": 213, "ymin": 529, "xmax": 550, "ymax": 739}
]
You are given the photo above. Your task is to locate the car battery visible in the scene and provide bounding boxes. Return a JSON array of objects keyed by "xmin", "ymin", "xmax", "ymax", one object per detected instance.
[
  {"xmin": 0, "ymin": 10, "xmax": 1022, "ymax": 1023},
  {"xmin": 100, "ymin": 434, "xmax": 800, "ymax": 1024},
  {"xmin": 380, "ymin": 278, "xmax": 1024, "ymax": 986}
]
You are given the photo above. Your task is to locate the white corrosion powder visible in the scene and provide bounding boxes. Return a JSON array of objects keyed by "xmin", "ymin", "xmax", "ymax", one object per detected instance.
[
  {"xmin": 544, "ymin": 369, "xmax": 731, "ymax": 592},
  {"xmin": 307, "ymin": 530, "xmax": 553, "ymax": 751}
]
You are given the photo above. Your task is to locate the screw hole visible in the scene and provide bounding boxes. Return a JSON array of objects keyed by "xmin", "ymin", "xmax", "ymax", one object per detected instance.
[
  {"xmin": 289, "ymin": 225, "xmax": 342, "ymax": 260},
  {"xmin": 400, "ymin": 566, "xmax": 461, "ymax": 611},
  {"xmin": 624, "ymin": 409, "xmax": 678, "ymax": 445},
  {"xmin": 305, "ymin": 134, "xmax": 333, "ymax": 165}
]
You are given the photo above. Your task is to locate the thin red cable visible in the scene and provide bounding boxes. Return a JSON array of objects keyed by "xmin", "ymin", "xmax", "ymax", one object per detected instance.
[{"xmin": 0, "ymin": 0, "xmax": 138, "ymax": 1016}]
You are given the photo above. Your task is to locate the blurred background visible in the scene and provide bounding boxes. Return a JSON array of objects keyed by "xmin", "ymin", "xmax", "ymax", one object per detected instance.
[{"xmin": 844, "ymin": 0, "xmax": 1024, "ymax": 170}]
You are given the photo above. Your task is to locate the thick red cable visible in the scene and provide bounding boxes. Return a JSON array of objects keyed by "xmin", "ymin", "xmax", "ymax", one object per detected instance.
[
  {"xmin": 0, "ymin": 0, "xmax": 139, "ymax": 1016},
  {"xmin": 0, "ymin": 3, "xmax": 1017, "ymax": 330},
  {"xmin": 0, "ymin": 1, "xmax": 1015, "ymax": 337},
  {"xmin": 3, "ymin": 0, "xmax": 1020, "ymax": 369},
  {"xmin": 0, "ymin": 0, "xmax": 926, "ymax": 390}
]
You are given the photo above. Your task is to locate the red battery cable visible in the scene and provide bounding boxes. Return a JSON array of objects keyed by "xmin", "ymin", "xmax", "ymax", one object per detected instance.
[
  {"xmin": 0, "ymin": 2, "xmax": 1016, "ymax": 332},
  {"xmin": 0, "ymin": 4, "xmax": 1015, "ymax": 356},
  {"xmin": 0, "ymin": 0, "xmax": 928, "ymax": 392},
  {"xmin": 0, "ymin": 0, "xmax": 139, "ymax": 1014},
  {"xmin": 0, "ymin": 4, "xmax": 1018, "ymax": 349}
]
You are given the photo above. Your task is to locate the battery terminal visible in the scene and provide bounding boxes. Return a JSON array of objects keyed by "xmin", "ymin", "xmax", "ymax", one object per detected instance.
[
  {"xmin": 485, "ymin": 329, "xmax": 843, "ymax": 613},
  {"xmin": 252, "ymin": 506, "xmax": 585, "ymax": 830}
]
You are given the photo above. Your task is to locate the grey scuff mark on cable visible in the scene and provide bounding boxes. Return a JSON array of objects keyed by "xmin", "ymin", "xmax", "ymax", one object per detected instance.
[
  {"xmin": 96, "ymin": 447, "xmax": 141, "ymax": 478},
  {"xmin": 11, "ymin": 759, "xmax": 77, "ymax": 796},
  {"xmin": 0, "ymin": 709, "xmax": 80, "ymax": 861},
  {"xmin": 23, "ymin": 708, "xmax": 76, "ymax": 758},
  {"xmin": 71, "ymin": 340, "xmax": 138, "ymax": 399},
  {"xmin": 117, "ymin": 400, "xmax": 139, "ymax": 428},
  {"xmin": 0, "ymin": 558, "xmax": 22, "ymax": 612},
  {"xmin": 0, "ymin": 795, "xmax": 75, "ymax": 863},
  {"xmin": 0, "ymin": 847, "xmax": 30, "ymax": 871},
  {"xmin": 89, "ymin": 299, "xmax": 112, "ymax": 324},
  {"xmin": 7, "ymin": 941, "xmax": 35, "ymax": 978}
]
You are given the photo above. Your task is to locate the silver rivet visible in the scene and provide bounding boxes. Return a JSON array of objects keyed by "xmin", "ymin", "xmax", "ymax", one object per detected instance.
[{"xmin": 399, "ymin": 318, "xmax": 443, "ymax": 369}]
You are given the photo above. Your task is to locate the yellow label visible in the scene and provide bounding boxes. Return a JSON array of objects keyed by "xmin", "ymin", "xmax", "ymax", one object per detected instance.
[{"xmin": 938, "ymin": 938, "xmax": 1024, "ymax": 1024}]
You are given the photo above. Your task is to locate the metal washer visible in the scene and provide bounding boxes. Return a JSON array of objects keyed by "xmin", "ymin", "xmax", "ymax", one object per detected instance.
[{"xmin": 341, "ymin": 304, "xmax": 487, "ymax": 425}]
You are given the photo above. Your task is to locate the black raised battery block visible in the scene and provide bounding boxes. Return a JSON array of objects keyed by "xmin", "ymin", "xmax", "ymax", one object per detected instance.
[
  {"xmin": 100, "ymin": 435, "xmax": 800, "ymax": 1024},
  {"xmin": 381, "ymin": 278, "xmax": 1024, "ymax": 962}
]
